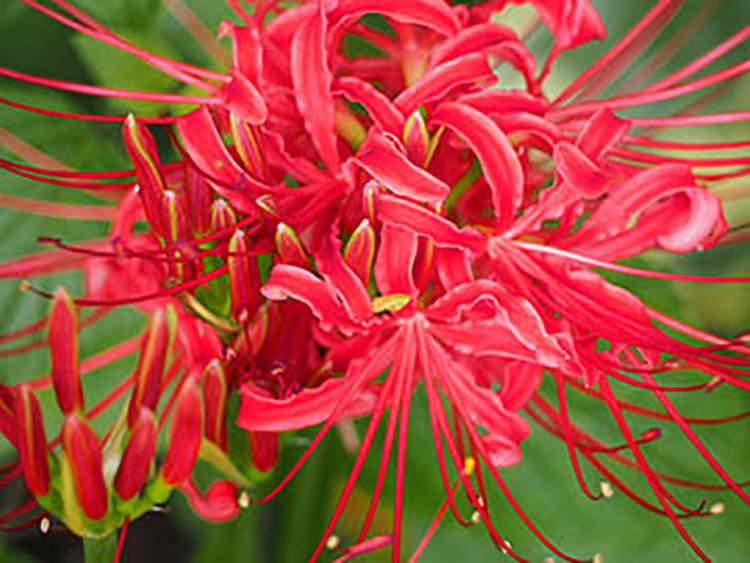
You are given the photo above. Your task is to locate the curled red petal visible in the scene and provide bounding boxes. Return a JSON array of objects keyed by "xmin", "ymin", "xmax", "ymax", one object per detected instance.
[
  {"xmin": 329, "ymin": 0, "xmax": 461, "ymax": 37},
  {"xmin": 554, "ymin": 141, "xmax": 607, "ymax": 199},
  {"xmin": 394, "ymin": 52, "xmax": 493, "ymax": 116},
  {"xmin": 395, "ymin": 42, "xmax": 536, "ymax": 115},
  {"xmin": 180, "ymin": 479, "xmax": 239, "ymax": 523},
  {"xmin": 460, "ymin": 89, "xmax": 549, "ymax": 116},
  {"xmin": 575, "ymin": 107, "xmax": 630, "ymax": 160},
  {"xmin": 565, "ymin": 164, "xmax": 728, "ymax": 259},
  {"xmin": 430, "ymin": 23, "xmax": 518, "ymax": 67},
  {"xmin": 378, "ymin": 194, "xmax": 486, "ymax": 254},
  {"xmin": 355, "ymin": 133, "xmax": 449, "ymax": 206},
  {"xmin": 218, "ymin": 21, "xmax": 263, "ymax": 85},
  {"xmin": 374, "ymin": 223, "xmax": 419, "ymax": 297},
  {"xmin": 291, "ymin": 7, "xmax": 339, "ymax": 172},
  {"xmin": 222, "ymin": 71, "xmax": 267, "ymax": 125},
  {"xmin": 175, "ymin": 108, "xmax": 263, "ymax": 213},
  {"xmin": 261, "ymin": 265, "xmax": 352, "ymax": 331},
  {"xmin": 316, "ymin": 234, "xmax": 373, "ymax": 322},
  {"xmin": 432, "ymin": 102, "xmax": 523, "ymax": 230},
  {"xmin": 334, "ymin": 76, "xmax": 404, "ymax": 135},
  {"xmin": 238, "ymin": 377, "xmax": 378, "ymax": 432},
  {"xmin": 530, "ymin": 0, "xmax": 606, "ymax": 52}
]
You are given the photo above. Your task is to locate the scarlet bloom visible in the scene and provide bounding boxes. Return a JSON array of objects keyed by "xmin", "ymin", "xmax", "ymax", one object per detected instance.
[{"xmin": 0, "ymin": 0, "xmax": 746, "ymax": 561}]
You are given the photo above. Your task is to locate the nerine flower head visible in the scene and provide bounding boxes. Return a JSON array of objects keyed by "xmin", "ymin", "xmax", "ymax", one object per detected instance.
[{"xmin": 0, "ymin": 0, "xmax": 747, "ymax": 561}]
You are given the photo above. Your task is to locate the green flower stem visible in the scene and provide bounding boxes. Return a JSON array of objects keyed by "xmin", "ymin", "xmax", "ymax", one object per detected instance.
[{"xmin": 82, "ymin": 533, "xmax": 118, "ymax": 563}]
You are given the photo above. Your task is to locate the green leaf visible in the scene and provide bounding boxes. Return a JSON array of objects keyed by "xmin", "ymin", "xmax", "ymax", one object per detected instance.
[{"xmin": 71, "ymin": 30, "xmax": 181, "ymax": 116}]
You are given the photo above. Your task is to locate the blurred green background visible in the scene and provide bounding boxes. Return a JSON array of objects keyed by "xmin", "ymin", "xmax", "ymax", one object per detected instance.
[{"xmin": 0, "ymin": 0, "xmax": 748, "ymax": 561}]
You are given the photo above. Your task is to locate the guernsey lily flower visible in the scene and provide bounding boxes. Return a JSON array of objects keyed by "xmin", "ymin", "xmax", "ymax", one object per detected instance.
[{"xmin": 0, "ymin": 0, "xmax": 748, "ymax": 562}]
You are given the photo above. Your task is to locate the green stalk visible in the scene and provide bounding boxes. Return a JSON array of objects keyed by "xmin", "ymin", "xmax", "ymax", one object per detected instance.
[{"xmin": 83, "ymin": 533, "xmax": 118, "ymax": 563}]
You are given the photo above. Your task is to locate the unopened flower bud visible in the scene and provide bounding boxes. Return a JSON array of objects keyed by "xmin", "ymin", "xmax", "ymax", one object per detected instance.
[
  {"xmin": 228, "ymin": 230, "xmax": 262, "ymax": 323},
  {"xmin": 202, "ymin": 361, "xmax": 228, "ymax": 450},
  {"xmin": 343, "ymin": 219, "xmax": 375, "ymax": 285},
  {"xmin": 14, "ymin": 385, "xmax": 50, "ymax": 496},
  {"xmin": 184, "ymin": 164, "xmax": 212, "ymax": 236},
  {"xmin": 248, "ymin": 431, "xmax": 279, "ymax": 472},
  {"xmin": 162, "ymin": 377, "xmax": 202, "ymax": 486},
  {"xmin": 128, "ymin": 307, "xmax": 174, "ymax": 427},
  {"xmin": 49, "ymin": 287, "xmax": 83, "ymax": 415},
  {"xmin": 403, "ymin": 110, "xmax": 429, "ymax": 167},
  {"xmin": 123, "ymin": 114, "xmax": 165, "ymax": 235},
  {"xmin": 230, "ymin": 113, "xmax": 267, "ymax": 181},
  {"xmin": 180, "ymin": 479, "xmax": 239, "ymax": 522},
  {"xmin": 275, "ymin": 223, "xmax": 308, "ymax": 267},
  {"xmin": 210, "ymin": 199, "xmax": 237, "ymax": 233},
  {"xmin": 362, "ymin": 181, "xmax": 381, "ymax": 225},
  {"xmin": 62, "ymin": 414, "xmax": 108, "ymax": 520},
  {"xmin": 114, "ymin": 408, "xmax": 157, "ymax": 501},
  {"xmin": 161, "ymin": 191, "xmax": 189, "ymax": 247},
  {"xmin": 0, "ymin": 383, "xmax": 17, "ymax": 447}
]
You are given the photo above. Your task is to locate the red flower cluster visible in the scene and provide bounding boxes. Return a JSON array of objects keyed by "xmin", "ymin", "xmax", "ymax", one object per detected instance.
[{"xmin": 0, "ymin": 0, "xmax": 747, "ymax": 561}]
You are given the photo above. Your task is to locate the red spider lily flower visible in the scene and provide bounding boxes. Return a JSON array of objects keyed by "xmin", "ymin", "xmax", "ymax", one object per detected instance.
[
  {"xmin": 239, "ymin": 228, "xmax": 574, "ymax": 559},
  {"xmin": 0, "ymin": 0, "xmax": 747, "ymax": 560}
]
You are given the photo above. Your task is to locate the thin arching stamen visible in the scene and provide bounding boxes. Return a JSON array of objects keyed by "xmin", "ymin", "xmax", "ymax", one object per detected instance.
[
  {"xmin": 599, "ymin": 378, "xmax": 711, "ymax": 562},
  {"xmin": 513, "ymin": 241, "xmax": 750, "ymax": 283}
]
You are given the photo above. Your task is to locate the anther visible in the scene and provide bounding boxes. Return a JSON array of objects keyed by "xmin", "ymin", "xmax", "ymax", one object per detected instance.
[
  {"xmin": 470, "ymin": 511, "xmax": 482, "ymax": 525},
  {"xmin": 39, "ymin": 517, "xmax": 50, "ymax": 534},
  {"xmin": 592, "ymin": 553, "xmax": 603, "ymax": 563},
  {"xmin": 326, "ymin": 535, "xmax": 341, "ymax": 550},
  {"xmin": 19, "ymin": 280, "xmax": 31, "ymax": 293},
  {"xmin": 600, "ymin": 481, "xmax": 614, "ymax": 498},
  {"xmin": 499, "ymin": 540, "xmax": 512, "ymax": 554},
  {"xmin": 238, "ymin": 491, "xmax": 250, "ymax": 509},
  {"xmin": 705, "ymin": 377, "xmax": 723, "ymax": 393},
  {"xmin": 709, "ymin": 502, "xmax": 725, "ymax": 515},
  {"xmin": 463, "ymin": 457, "xmax": 476, "ymax": 476}
]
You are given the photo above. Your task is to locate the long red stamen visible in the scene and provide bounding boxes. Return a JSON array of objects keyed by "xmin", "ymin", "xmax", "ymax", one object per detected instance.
[
  {"xmin": 114, "ymin": 517, "xmax": 130, "ymax": 563},
  {"xmin": 513, "ymin": 241, "xmax": 750, "ymax": 283},
  {"xmin": 555, "ymin": 376, "xmax": 602, "ymax": 501},
  {"xmin": 598, "ymin": 378, "xmax": 710, "ymax": 562},
  {"xmin": 550, "ymin": 61, "xmax": 750, "ymax": 121},
  {"xmin": 252, "ymin": 336, "xmax": 400, "ymax": 505},
  {"xmin": 0, "ymin": 96, "xmax": 179, "ymax": 124},
  {"xmin": 527, "ymin": 402, "xmax": 716, "ymax": 517},
  {"xmin": 24, "ymin": 264, "xmax": 228, "ymax": 307},
  {"xmin": 22, "ymin": 0, "xmax": 226, "ymax": 88},
  {"xmin": 553, "ymin": 0, "xmax": 679, "ymax": 104},
  {"xmin": 0, "ymin": 67, "xmax": 221, "ymax": 106}
]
